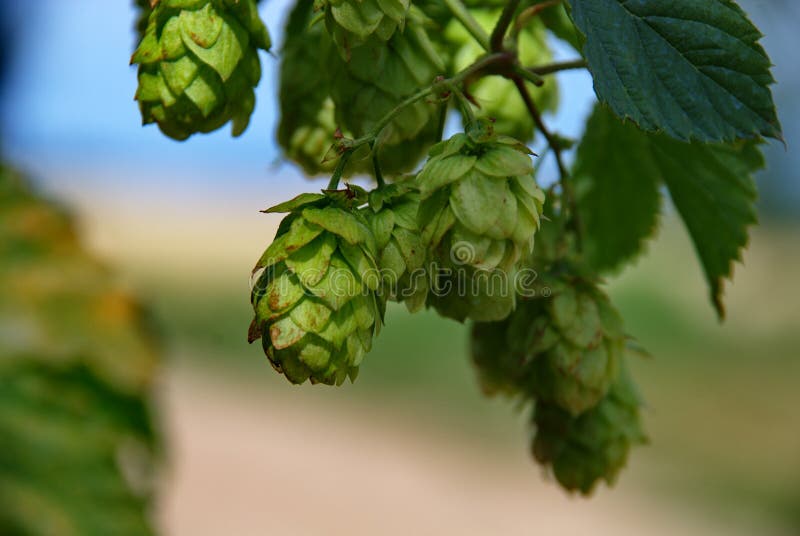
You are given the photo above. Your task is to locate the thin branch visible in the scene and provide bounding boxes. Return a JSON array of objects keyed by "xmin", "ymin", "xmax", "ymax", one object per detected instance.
[
  {"xmin": 513, "ymin": 0, "xmax": 562, "ymax": 37},
  {"xmin": 442, "ymin": 0, "xmax": 491, "ymax": 50},
  {"xmin": 528, "ymin": 59, "xmax": 587, "ymax": 76},
  {"xmin": 511, "ymin": 76, "xmax": 583, "ymax": 250},
  {"xmin": 372, "ymin": 150, "xmax": 386, "ymax": 187},
  {"xmin": 327, "ymin": 151, "xmax": 352, "ymax": 190},
  {"xmin": 490, "ymin": 0, "xmax": 522, "ymax": 51}
]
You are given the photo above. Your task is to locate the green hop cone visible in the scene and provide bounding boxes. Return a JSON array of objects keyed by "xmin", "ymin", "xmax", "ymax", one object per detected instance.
[
  {"xmin": 278, "ymin": 0, "xmax": 340, "ymax": 175},
  {"xmin": 444, "ymin": 10, "xmax": 558, "ymax": 141},
  {"xmin": 325, "ymin": 14, "xmax": 446, "ymax": 174},
  {"xmin": 469, "ymin": 319, "xmax": 527, "ymax": 397},
  {"xmin": 132, "ymin": 0, "xmax": 271, "ymax": 140},
  {"xmin": 507, "ymin": 274, "xmax": 626, "ymax": 416},
  {"xmin": 134, "ymin": 0, "xmax": 154, "ymax": 40},
  {"xmin": 417, "ymin": 123, "xmax": 545, "ymax": 322},
  {"xmin": 319, "ymin": 0, "xmax": 410, "ymax": 56},
  {"xmin": 249, "ymin": 190, "xmax": 383, "ymax": 386},
  {"xmin": 365, "ymin": 181, "xmax": 428, "ymax": 312},
  {"xmin": 532, "ymin": 366, "xmax": 647, "ymax": 495}
]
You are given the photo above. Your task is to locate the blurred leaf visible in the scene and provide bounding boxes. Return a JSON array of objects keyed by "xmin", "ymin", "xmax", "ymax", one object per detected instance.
[
  {"xmin": 0, "ymin": 165, "xmax": 162, "ymax": 535},
  {"xmin": 573, "ymin": 105, "xmax": 662, "ymax": 273},
  {"xmin": 0, "ymin": 359, "xmax": 157, "ymax": 536},
  {"xmin": 572, "ymin": 106, "xmax": 762, "ymax": 317},
  {"xmin": 657, "ymin": 137, "xmax": 763, "ymax": 318}
]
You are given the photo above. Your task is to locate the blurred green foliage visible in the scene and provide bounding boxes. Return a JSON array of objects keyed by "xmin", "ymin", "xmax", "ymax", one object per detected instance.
[{"xmin": 0, "ymin": 166, "xmax": 162, "ymax": 535}]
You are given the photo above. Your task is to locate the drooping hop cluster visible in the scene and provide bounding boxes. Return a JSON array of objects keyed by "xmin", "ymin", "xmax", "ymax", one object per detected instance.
[
  {"xmin": 469, "ymin": 271, "xmax": 646, "ymax": 494},
  {"xmin": 532, "ymin": 371, "xmax": 647, "ymax": 494},
  {"xmin": 318, "ymin": 0, "xmax": 410, "ymax": 54},
  {"xmin": 249, "ymin": 191, "xmax": 383, "ymax": 385},
  {"xmin": 417, "ymin": 123, "xmax": 545, "ymax": 322},
  {"xmin": 132, "ymin": 0, "xmax": 271, "ymax": 140},
  {"xmin": 364, "ymin": 181, "xmax": 427, "ymax": 312}
]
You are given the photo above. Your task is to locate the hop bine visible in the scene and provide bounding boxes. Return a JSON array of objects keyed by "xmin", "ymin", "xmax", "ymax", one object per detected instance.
[
  {"xmin": 417, "ymin": 121, "xmax": 545, "ymax": 322},
  {"xmin": 132, "ymin": 0, "xmax": 271, "ymax": 140},
  {"xmin": 249, "ymin": 189, "xmax": 383, "ymax": 385}
]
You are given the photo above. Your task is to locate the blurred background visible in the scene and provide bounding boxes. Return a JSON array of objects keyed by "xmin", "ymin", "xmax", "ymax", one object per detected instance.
[{"xmin": 1, "ymin": 1, "xmax": 798, "ymax": 535}]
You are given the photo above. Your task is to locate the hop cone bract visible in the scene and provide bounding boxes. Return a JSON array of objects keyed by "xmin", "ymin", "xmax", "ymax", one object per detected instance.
[
  {"xmin": 132, "ymin": 0, "xmax": 270, "ymax": 140},
  {"xmin": 418, "ymin": 124, "xmax": 545, "ymax": 322},
  {"xmin": 249, "ymin": 191, "xmax": 383, "ymax": 385},
  {"xmin": 320, "ymin": 0, "xmax": 410, "ymax": 55},
  {"xmin": 532, "ymin": 369, "xmax": 647, "ymax": 495}
]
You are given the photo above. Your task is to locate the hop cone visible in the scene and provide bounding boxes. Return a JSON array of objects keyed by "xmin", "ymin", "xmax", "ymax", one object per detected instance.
[
  {"xmin": 418, "ymin": 123, "xmax": 545, "ymax": 322},
  {"xmin": 364, "ymin": 182, "xmax": 428, "ymax": 311},
  {"xmin": 134, "ymin": 0, "xmax": 154, "ymax": 40},
  {"xmin": 320, "ymin": 0, "xmax": 410, "ymax": 55},
  {"xmin": 249, "ymin": 191, "xmax": 383, "ymax": 385},
  {"xmin": 444, "ymin": 10, "xmax": 558, "ymax": 141},
  {"xmin": 325, "ymin": 16, "xmax": 445, "ymax": 174},
  {"xmin": 507, "ymin": 276, "xmax": 626, "ymax": 416},
  {"xmin": 532, "ymin": 368, "xmax": 647, "ymax": 495},
  {"xmin": 132, "ymin": 0, "xmax": 271, "ymax": 140},
  {"xmin": 469, "ymin": 319, "xmax": 525, "ymax": 397},
  {"xmin": 278, "ymin": 0, "xmax": 339, "ymax": 175}
]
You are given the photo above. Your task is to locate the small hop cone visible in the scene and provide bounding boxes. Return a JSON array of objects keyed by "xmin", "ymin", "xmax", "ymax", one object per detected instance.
[
  {"xmin": 417, "ymin": 123, "xmax": 545, "ymax": 322},
  {"xmin": 532, "ymin": 367, "xmax": 647, "ymax": 495},
  {"xmin": 132, "ymin": 0, "xmax": 271, "ymax": 140},
  {"xmin": 503, "ymin": 275, "xmax": 626, "ymax": 416},
  {"xmin": 320, "ymin": 0, "xmax": 410, "ymax": 56},
  {"xmin": 325, "ymin": 16, "xmax": 445, "ymax": 174},
  {"xmin": 364, "ymin": 181, "xmax": 428, "ymax": 312},
  {"xmin": 249, "ymin": 191, "xmax": 383, "ymax": 385}
]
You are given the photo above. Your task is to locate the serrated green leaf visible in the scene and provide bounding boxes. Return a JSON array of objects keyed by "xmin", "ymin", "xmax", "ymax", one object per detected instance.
[
  {"xmin": 570, "ymin": 0, "xmax": 782, "ymax": 142},
  {"xmin": 656, "ymin": 137, "xmax": 762, "ymax": 318},
  {"xmin": 573, "ymin": 106, "xmax": 662, "ymax": 273}
]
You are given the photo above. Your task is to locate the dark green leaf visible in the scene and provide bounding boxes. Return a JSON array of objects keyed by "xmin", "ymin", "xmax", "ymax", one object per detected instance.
[
  {"xmin": 570, "ymin": 0, "xmax": 782, "ymax": 142},
  {"xmin": 573, "ymin": 106, "xmax": 662, "ymax": 272},
  {"xmin": 656, "ymin": 137, "xmax": 762, "ymax": 318}
]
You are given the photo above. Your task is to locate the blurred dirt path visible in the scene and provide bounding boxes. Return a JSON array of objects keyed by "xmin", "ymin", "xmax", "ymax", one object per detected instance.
[{"xmin": 159, "ymin": 367, "xmax": 749, "ymax": 536}]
